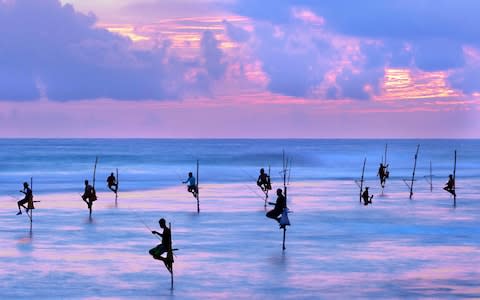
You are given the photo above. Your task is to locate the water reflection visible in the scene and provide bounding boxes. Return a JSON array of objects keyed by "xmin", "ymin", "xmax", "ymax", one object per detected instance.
[{"xmin": 0, "ymin": 180, "xmax": 479, "ymax": 298}]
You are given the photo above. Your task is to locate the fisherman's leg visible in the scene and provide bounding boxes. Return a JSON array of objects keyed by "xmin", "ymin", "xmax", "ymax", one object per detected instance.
[
  {"xmin": 266, "ymin": 210, "xmax": 281, "ymax": 222},
  {"xmin": 17, "ymin": 199, "xmax": 28, "ymax": 214},
  {"xmin": 153, "ymin": 245, "xmax": 167, "ymax": 259},
  {"xmin": 257, "ymin": 182, "xmax": 264, "ymax": 191}
]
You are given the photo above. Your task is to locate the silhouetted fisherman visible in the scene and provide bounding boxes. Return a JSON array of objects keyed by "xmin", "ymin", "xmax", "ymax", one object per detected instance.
[
  {"xmin": 266, "ymin": 188, "xmax": 286, "ymax": 224},
  {"xmin": 362, "ymin": 187, "xmax": 373, "ymax": 206},
  {"xmin": 443, "ymin": 174, "xmax": 456, "ymax": 197},
  {"xmin": 81, "ymin": 180, "xmax": 97, "ymax": 209},
  {"xmin": 257, "ymin": 168, "xmax": 272, "ymax": 192},
  {"xmin": 377, "ymin": 163, "xmax": 389, "ymax": 188},
  {"xmin": 16, "ymin": 182, "xmax": 33, "ymax": 215},
  {"xmin": 149, "ymin": 218, "xmax": 173, "ymax": 273},
  {"xmin": 182, "ymin": 172, "xmax": 197, "ymax": 198},
  {"xmin": 106, "ymin": 172, "xmax": 118, "ymax": 193}
]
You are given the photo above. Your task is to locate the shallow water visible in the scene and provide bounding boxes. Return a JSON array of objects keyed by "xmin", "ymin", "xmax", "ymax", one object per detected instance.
[{"xmin": 0, "ymin": 139, "xmax": 479, "ymax": 298}]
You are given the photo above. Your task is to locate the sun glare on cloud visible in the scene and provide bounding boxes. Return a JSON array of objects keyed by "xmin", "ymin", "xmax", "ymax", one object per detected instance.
[{"xmin": 379, "ymin": 68, "xmax": 460, "ymax": 101}]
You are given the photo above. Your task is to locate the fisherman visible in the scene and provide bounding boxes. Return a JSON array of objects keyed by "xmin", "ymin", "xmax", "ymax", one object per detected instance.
[
  {"xmin": 362, "ymin": 187, "xmax": 373, "ymax": 206},
  {"xmin": 266, "ymin": 188, "xmax": 286, "ymax": 224},
  {"xmin": 149, "ymin": 218, "xmax": 173, "ymax": 272},
  {"xmin": 16, "ymin": 182, "xmax": 33, "ymax": 215},
  {"xmin": 106, "ymin": 172, "xmax": 118, "ymax": 193},
  {"xmin": 81, "ymin": 180, "xmax": 97, "ymax": 209},
  {"xmin": 257, "ymin": 168, "xmax": 272, "ymax": 192},
  {"xmin": 182, "ymin": 172, "xmax": 197, "ymax": 198},
  {"xmin": 443, "ymin": 174, "xmax": 456, "ymax": 197},
  {"xmin": 377, "ymin": 163, "xmax": 389, "ymax": 188}
]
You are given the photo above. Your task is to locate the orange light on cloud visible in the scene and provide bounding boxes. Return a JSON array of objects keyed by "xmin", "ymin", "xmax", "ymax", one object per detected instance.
[
  {"xmin": 100, "ymin": 24, "xmax": 150, "ymax": 42},
  {"xmin": 379, "ymin": 68, "xmax": 460, "ymax": 101}
]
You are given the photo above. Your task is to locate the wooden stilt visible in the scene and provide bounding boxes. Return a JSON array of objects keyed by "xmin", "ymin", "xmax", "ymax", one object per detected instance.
[
  {"xmin": 359, "ymin": 158, "xmax": 366, "ymax": 203},
  {"xmin": 169, "ymin": 222, "xmax": 174, "ymax": 290},
  {"xmin": 196, "ymin": 160, "xmax": 200, "ymax": 214},
  {"xmin": 28, "ymin": 177, "xmax": 33, "ymax": 223},
  {"xmin": 282, "ymin": 151, "xmax": 289, "ymax": 251},
  {"xmin": 429, "ymin": 161, "xmax": 433, "ymax": 192},
  {"xmin": 453, "ymin": 150, "xmax": 457, "ymax": 206},
  {"xmin": 115, "ymin": 168, "xmax": 119, "ymax": 206},
  {"xmin": 91, "ymin": 157, "xmax": 98, "ymax": 216},
  {"xmin": 409, "ymin": 145, "xmax": 420, "ymax": 199}
]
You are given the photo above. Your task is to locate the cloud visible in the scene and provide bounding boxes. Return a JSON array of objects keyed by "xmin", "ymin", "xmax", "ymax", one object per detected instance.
[
  {"xmin": 414, "ymin": 39, "xmax": 465, "ymax": 72},
  {"xmin": 248, "ymin": 24, "xmax": 331, "ymax": 98},
  {"xmin": 222, "ymin": 20, "xmax": 250, "ymax": 43},
  {"xmin": 0, "ymin": 0, "xmax": 224, "ymax": 101},
  {"xmin": 200, "ymin": 31, "xmax": 226, "ymax": 80},
  {"xmin": 232, "ymin": 0, "xmax": 480, "ymax": 43},
  {"xmin": 230, "ymin": 0, "xmax": 480, "ymax": 96},
  {"xmin": 449, "ymin": 66, "xmax": 480, "ymax": 94}
]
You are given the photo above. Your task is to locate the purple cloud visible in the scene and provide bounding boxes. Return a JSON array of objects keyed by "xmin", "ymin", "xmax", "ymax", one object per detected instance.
[
  {"xmin": 0, "ymin": 0, "xmax": 225, "ymax": 101},
  {"xmin": 231, "ymin": 0, "xmax": 480, "ymax": 96}
]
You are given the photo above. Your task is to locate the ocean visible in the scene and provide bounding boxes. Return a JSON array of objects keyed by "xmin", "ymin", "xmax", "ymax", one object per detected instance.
[{"xmin": 0, "ymin": 139, "xmax": 479, "ymax": 298}]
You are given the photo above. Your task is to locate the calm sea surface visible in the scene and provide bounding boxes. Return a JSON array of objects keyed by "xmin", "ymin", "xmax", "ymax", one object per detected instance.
[{"xmin": 0, "ymin": 139, "xmax": 479, "ymax": 299}]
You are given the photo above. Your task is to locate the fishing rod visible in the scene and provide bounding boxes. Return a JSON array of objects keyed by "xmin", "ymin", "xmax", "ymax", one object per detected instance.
[
  {"xmin": 240, "ymin": 168, "xmax": 271, "ymax": 208},
  {"xmin": 130, "ymin": 209, "xmax": 161, "ymax": 241}
]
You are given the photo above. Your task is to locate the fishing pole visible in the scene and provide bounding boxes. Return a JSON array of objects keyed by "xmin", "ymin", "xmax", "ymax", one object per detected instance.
[{"xmin": 130, "ymin": 209, "xmax": 161, "ymax": 241}]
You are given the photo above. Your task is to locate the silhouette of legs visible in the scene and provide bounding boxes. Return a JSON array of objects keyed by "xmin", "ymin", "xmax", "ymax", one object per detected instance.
[
  {"xmin": 16, "ymin": 198, "xmax": 28, "ymax": 215},
  {"xmin": 266, "ymin": 209, "xmax": 282, "ymax": 223}
]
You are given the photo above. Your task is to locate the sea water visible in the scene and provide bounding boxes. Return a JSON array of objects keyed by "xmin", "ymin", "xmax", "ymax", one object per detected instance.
[{"xmin": 0, "ymin": 139, "xmax": 479, "ymax": 298}]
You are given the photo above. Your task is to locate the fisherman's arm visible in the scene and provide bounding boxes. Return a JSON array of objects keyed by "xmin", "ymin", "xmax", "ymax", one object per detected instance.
[{"xmin": 151, "ymin": 230, "xmax": 165, "ymax": 238}]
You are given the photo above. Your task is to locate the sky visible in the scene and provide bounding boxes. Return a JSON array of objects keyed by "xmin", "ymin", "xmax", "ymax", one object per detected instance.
[{"xmin": 0, "ymin": 0, "xmax": 479, "ymax": 138}]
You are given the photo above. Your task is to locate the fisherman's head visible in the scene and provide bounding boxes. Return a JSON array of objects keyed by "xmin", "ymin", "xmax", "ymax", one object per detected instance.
[
  {"xmin": 111, "ymin": 172, "xmax": 114, "ymax": 176},
  {"xmin": 260, "ymin": 168, "xmax": 264, "ymax": 174},
  {"xmin": 23, "ymin": 182, "xmax": 28, "ymax": 188},
  {"xmin": 449, "ymin": 174, "xmax": 453, "ymax": 178},
  {"xmin": 365, "ymin": 187, "xmax": 369, "ymax": 190},
  {"xmin": 159, "ymin": 218, "xmax": 166, "ymax": 228},
  {"xmin": 84, "ymin": 180, "xmax": 89, "ymax": 185},
  {"xmin": 276, "ymin": 188, "xmax": 283, "ymax": 196},
  {"xmin": 188, "ymin": 172, "xmax": 193, "ymax": 177}
]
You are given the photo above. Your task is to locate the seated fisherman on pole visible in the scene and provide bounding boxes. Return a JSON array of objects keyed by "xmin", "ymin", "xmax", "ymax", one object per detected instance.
[
  {"xmin": 443, "ymin": 174, "xmax": 456, "ymax": 197},
  {"xmin": 266, "ymin": 188, "xmax": 286, "ymax": 225},
  {"xmin": 182, "ymin": 172, "xmax": 197, "ymax": 198},
  {"xmin": 257, "ymin": 168, "xmax": 272, "ymax": 193},
  {"xmin": 149, "ymin": 218, "xmax": 173, "ymax": 273},
  {"xmin": 377, "ymin": 163, "xmax": 389, "ymax": 188},
  {"xmin": 362, "ymin": 187, "xmax": 373, "ymax": 206},
  {"xmin": 81, "ymin": 180, "xmax": 97, "ymax": 209},
  {"xmin": 106, "ymin": 172, "xmax": 118, "ymax": 193},
  {"xmin": 16, "ymin": 182, "xmax": 33, "ymax": 215}
]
